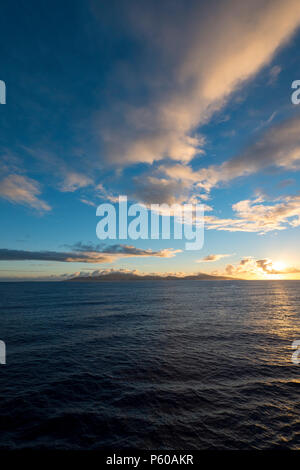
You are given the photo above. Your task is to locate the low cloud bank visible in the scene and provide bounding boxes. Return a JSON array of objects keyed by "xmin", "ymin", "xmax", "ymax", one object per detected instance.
[{"xmin": 0, "ymin": 244, "xmax": 180, "ymax": 264}]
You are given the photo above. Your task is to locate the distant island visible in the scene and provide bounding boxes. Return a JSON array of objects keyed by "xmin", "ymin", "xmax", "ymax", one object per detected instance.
[{"xmin": 68, "ymin": 272, "xmax": 237, "ymax": 282}]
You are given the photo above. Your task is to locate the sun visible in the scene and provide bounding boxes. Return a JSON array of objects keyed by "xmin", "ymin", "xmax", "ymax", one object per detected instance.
[{"xmin": 272, "ymin": 261, "xmax": 287, "ymax": 272}]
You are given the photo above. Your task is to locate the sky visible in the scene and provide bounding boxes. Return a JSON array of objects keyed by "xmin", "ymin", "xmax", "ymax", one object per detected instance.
[{"xmin": 1, "ymin": 0, "xmax": 300, "ymax": 280}]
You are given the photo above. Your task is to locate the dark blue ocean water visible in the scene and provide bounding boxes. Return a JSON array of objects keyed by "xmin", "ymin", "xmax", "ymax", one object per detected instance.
[{"xmin": 0, "ymin": 280, "xmax": 300, "ymax": 450}]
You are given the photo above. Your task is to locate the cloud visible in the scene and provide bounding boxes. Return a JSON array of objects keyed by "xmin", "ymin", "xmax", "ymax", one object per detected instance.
[
  {"xmin": 223, "ymin": 257, "xmax": 259, "ymax": 278},
  {"xmin": 196, "ymin": 114, "xmax": 300, "ymax": 191},
  {"xmin": 0, "ymin": 245, "xmax": 181, "ymax": 264},
  {"xmin": 63, "ymin": 268, "xmax": 233, "ymax": 281},
  {"xmin": 153, "ymin": 113, "xmax": 300, "ymax": 200},
  {"xmin": 196, "ymin": 254, "xmax": 232, "ymax": 262},
  {"xmin": 256, "ymin": 258, "xmax": 300, "ymax": 274},
  {"xmin": 68, "ymin": 241, "xmax": 181, "ymax": 257},
  {"xmin": 7, "ymin": 1, "xmax": 300, "ymax": 211},
  {"xmin": 5, "ymin": 261, "xmax": 300, "ymax": 282},
  {"xmin": 130, "ymin": 176, "xmax": 189, "ymax": 205},
  {"xmin": 0, "ymin": 267, "xmax": 236, "ymax": 282},
  {"xmin": 20, "ymin": 147, "xmax": 94, "ymax": 195},
  {"xmin": 59, "ymin": 172, "xmax": 93, "ymax": 192},
  {"xmin": 222, "ymin": 257, "xmax": 300, "ymax": 278},
  {"xmin": 204, "ymin": 193, "xmax": 300, "ymax": 233},
  {"xmin": 125, "ymin": 164, "xmax": 215, "ymax": 205},
  {"xmin": 80, "ymin": 198, "xmax": 96, "ymax": 207},
  {"xmin": 95, "ymin": 0, "xmax": 300, "ymax": 166},
  {"xmin": 277, "ymin": 179, "xmax": 295, "ymax": 189},
  {"xmin": 268, "ymin": 65, "xmax": 282, "ymax": 85},
  {"xmin": 253, "ymin": 111, "xmax": 277, "ymax": 132},
  {"xmin": 0, "ymin": 174, "xmax": 51, "ymax": 211}
]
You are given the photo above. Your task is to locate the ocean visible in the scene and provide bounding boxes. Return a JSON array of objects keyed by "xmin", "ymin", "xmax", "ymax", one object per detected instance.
[{"xmin": 0, "ymin": 280, "xmax": 300, "ymax": 450}]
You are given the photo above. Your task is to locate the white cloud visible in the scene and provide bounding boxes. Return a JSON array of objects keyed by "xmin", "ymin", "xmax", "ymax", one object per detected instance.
[
  {"xmin": 0, "ymin": 174, "xmax": 51, "ymax": 211},
  {"xmin": 204, "ymin": 193, "xmax": 300, "ymax": 233},
  {"xmin": 59, "ymin": 172, "xmax": 93, "ymax": 192},
  {"xmin": 97, "ymin": 0, "xmax": 300, "ymax": 165}
]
